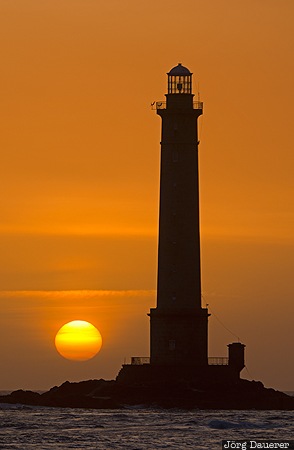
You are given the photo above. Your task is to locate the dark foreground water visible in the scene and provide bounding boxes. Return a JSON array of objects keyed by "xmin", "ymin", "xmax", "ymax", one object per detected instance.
[{"xmin": 0, "ymin": 403, "xmax": 293, "ymax": 449}]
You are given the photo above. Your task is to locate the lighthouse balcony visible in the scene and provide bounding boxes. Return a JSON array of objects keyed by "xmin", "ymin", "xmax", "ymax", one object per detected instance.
[{"xmin": 152, "ymin": 101, "xmax": 203, "ymax": 111}]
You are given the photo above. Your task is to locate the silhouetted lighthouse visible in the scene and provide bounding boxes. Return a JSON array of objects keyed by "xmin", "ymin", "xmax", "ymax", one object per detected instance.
[
  {"xmin": 149, "ymin": 63, "xmax": 209, "ymax": 367},
  {"xmin": 117, "ymin": 64, "xmax": 245, "ymax": 385}
]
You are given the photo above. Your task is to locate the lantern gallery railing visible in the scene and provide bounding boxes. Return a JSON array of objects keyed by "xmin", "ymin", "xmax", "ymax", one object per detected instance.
[
  {"xmin": 151, "ymin": 101, "xmax": 203, "ymax": 111},
  {"xmin": 208, "ymin": 357, "xmax": 229, "ymax": 366}
]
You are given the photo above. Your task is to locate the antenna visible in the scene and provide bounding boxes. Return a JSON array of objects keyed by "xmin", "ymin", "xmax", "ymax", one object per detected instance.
[{"xmin": 209, "ymin": 305, "xmax": 241, "ymax": 342}]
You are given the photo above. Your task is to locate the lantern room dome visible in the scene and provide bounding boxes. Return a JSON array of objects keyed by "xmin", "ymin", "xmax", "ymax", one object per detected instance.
[
  {"xmin": 167, "ymin": 63, "xmax": 193, "ymax": 94},
  {"xmin": 168, "ymin": 63, "xmax": 192, "ymax": 76}
]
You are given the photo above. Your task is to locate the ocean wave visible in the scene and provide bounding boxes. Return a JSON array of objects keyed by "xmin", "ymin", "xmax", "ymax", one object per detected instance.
[
  {"xmin": 207, "ymin": 419, "xmax": 275, "ymax": 430},
  {"xmin": 0, "ymin": 403, "xmax": 35, "ymax": 411}
]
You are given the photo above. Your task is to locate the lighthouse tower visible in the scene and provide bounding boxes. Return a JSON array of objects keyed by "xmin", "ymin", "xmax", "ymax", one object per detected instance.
[
  {"xmin": 149, "ymin": 63, "xmax": 209, "ymax": 368},
  {"xmin": 116, "ymin": 64, "xmax": 245, "ymax": 385}
]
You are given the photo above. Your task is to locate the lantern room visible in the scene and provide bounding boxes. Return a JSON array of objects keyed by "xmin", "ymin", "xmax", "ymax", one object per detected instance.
[{"xmin": 167, "ymin": 63, "xmax": 192, "ymax": 94}]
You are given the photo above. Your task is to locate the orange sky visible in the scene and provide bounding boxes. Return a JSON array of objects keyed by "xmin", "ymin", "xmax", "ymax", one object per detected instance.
[{"xmin": 0, "ymin": 0, "xmax": 293, "ymax": 391}]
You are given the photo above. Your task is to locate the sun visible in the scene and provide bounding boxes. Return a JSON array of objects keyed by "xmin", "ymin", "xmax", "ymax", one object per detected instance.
[{"xmin": 55, "ymin": 320, "xmax": 102, "ymax": 361}]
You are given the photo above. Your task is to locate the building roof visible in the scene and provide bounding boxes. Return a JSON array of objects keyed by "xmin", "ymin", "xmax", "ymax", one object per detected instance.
[{"xmin": 168, "ymin": 63, "xmax": 192, "ymax": 76}]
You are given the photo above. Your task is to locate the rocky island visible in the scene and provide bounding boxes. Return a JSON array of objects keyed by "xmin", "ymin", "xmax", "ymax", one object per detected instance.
[{"xmin": 0, "ymin": 378, "xmax": 293, "ymax": 410}]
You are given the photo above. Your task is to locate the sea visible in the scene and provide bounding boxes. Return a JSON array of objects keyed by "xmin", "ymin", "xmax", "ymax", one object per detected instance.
[{"xmin": 0, "ymin": 399, "xmax": 293, "ymax": 449}]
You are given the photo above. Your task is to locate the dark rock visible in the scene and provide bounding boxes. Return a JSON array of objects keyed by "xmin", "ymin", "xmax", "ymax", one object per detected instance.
[
  {"xmin": 0, "ymin": 378, "xmax": 293, "ymax": 410},
  {"xmin": 4, "ymin": 389, "xmax": 41, "ymax": 405}
]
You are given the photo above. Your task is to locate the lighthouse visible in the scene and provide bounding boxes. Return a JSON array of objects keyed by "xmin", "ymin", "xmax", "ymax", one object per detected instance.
[
  {"xmin": 116, "ymin": 64, "xmax": 245, "ymax": 385},
  {"xmin": 149, "ymin": 63, "xmax": 209, "ymax": 368}
]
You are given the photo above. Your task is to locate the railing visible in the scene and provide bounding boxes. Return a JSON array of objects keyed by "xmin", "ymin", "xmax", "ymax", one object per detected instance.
[
  {"xmin": 208, "ymin": 357, "xmax": 229, "ymax": 366},
  {"xmin": 154, "ymin": 101, "xmax": 165, "ymax": 110},
  {"xmin": 131, "ymin": 357, "xmax": 150, "ymax": 365},
  {"xmin": 130, "ymin": 356, "xmax": 228, "ymax": 365},
  {"xmin": 151, "ymin": 101, "xmax": 203, "ymax": 110}
]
